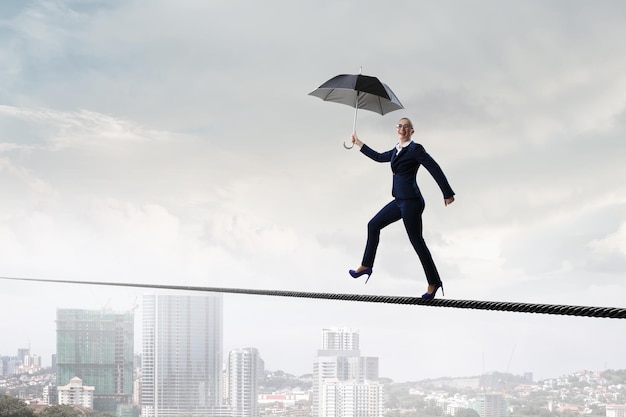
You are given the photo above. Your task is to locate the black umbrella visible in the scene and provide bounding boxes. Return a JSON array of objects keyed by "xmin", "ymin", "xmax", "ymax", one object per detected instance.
[{"xmin": 309, "ymin": 71, "xmax": 404, "ymax": 148}]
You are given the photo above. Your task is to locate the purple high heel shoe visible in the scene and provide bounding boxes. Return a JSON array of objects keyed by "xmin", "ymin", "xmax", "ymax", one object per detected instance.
[
  {"xmin": 422, "ymin": 282, "xmax": 444, "ymax": 299},
  {"xmin": 349, "ymin": 268, "xmax": 373, "ymax": 284}
]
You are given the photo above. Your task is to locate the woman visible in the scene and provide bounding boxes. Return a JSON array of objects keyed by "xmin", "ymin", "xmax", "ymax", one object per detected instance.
[{"xmin": 349, "ymin": 118, "xmax": 455, "ymax": 299}]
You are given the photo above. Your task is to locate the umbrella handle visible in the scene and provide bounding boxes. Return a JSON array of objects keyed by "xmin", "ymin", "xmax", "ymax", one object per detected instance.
[{"xmin": 343, "ymin": 93, "xmax": 358, "ymax": 150}]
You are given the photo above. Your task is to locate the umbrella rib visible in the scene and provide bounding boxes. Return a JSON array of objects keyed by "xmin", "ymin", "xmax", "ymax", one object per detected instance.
[
  {"xmin": 378, "ymin": 95, "xmax": 384, "ymax": 115},
  {"xmin": 320, "ymin": 89, "xmax": 334, "ymax": 101}
]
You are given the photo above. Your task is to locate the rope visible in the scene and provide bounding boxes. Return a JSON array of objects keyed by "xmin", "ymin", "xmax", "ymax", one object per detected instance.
[{"xmin": 2, "ymin": 275, "xmax": 625, "ymax": 319}]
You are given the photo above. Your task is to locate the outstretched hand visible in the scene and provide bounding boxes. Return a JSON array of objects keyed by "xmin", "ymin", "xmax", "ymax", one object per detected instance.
[
  {"xmin": 351, "ymin": 132, "xmax": 363, "ymax": 148},
  {"xmin": 444, "ymin": 196, "xmax": 455, "ymax": 206}
]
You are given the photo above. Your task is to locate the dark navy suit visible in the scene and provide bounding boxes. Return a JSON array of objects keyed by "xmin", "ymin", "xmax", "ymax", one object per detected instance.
[{"xmin": 359, "ymin": 141, "xmax": 455, "ymax": 285}]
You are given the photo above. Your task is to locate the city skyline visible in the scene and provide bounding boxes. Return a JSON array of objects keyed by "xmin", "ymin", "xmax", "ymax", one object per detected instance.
[
  {"xmin": 1, "ymin": 286, "xmax": 625, "ymax": 383},
  {"xmin": 2, "ymin": 360, "xmax": 625, "ymax": 417},
  {"xmin": 3, "ymin": 332, "xmax": 624, "ymax": 384}
]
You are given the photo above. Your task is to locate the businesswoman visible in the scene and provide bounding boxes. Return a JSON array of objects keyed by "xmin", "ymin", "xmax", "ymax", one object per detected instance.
[{"xmin": 349, "ymin": 118, "xmax": 455, "ymax": 299}]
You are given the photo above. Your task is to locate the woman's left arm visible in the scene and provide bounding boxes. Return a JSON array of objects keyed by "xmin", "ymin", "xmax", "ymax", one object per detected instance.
[{"xmin": 414, "ymin": 145, "xmax": 455, "ymax": 200}]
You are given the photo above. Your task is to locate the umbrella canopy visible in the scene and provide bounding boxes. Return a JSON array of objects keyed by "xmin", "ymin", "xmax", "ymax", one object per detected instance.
[
  {"xmin": 309, "ymin": 72, "xmax": 404, "ymax": 148},
  {"xmin": 308, "ymin": 73, "xmax": 404, "ymax": 116}
]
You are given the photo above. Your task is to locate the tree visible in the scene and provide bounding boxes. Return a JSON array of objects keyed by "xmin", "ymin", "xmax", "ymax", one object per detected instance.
[
  {"xmin": 509, "ymin": 404, "xmax": 554, "ymax": 417},
  {"xmin": 416, "ymin": 406, "xmax": 444, "ymax": 417},
  {"xmin": 455, "ymin": 409, "xmax": 480, "ymax": 417},
  {"xmin": 603, "ymin": 369, "xmax": 626, "ymax": 385},
  {"xmin": 38, "ymin": 405, "xmax": 82, "ymax": 417},
  {"xmin": 0, "ymin": 396, "xmax": 35, "ymax": 417}
]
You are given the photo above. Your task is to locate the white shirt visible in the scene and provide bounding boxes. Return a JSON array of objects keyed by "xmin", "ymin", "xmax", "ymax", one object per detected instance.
[{"xmin": 396, "ymin": 139, "xmax": 413, "ymax": 155}]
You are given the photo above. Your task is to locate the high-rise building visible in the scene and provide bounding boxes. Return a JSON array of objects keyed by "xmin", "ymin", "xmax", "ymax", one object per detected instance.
[
  {"xmin": 43, "ymin": 384, "xmax": 56, "ymax": 405},
  {"xmin": 606, "ymin": 404, "xmax": 626, "ymax": 417},
  {"xmin": 0, "ymin": 356, "xmax": 9, "ymax": 376},
  {"xmin": 56, "ymin": 308, "xmax": 134, "ymax": 413},
  {"xmin": 322, "ymin": 328, "xmax": 359, "ymax": 351},
  {"xmin": 320, "ymin": 379, "xmax": 384, "ymax": 417},
  {"xmin": 472, "ymin": 393, "xmax": 508, "ymax": 417},
  {"xmin": 141, "ymin": 294, "xmax": 225, "ymax": 417},
  {"xmin": 17, "ymin": 348, "xmax": 29, "ymax": 363},
  {"xmin": 312, "ymin": 327, "xmax": 381, "ymax": 417},
  {"xmin": 18, "ymin": 353, "xmax": 42, "ymax": 374},
  {"xmin": 227, "ymin": 347, "xmax": 263, "ymax": 417}
]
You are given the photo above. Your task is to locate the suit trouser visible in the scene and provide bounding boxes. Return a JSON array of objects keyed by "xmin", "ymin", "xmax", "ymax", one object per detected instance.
[{"xmin": 361, "ymin": 198, "xmax": 441, "ymax": 285}]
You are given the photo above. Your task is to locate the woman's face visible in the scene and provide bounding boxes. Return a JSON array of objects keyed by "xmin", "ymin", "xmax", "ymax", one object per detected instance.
[{"xmin": 396, "ymin": 119, "xmax": 414, "ymax": 142}]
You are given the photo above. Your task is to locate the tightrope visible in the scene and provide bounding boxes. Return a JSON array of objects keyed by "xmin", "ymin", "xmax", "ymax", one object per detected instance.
[{"xmin": 2, "ymin": 275, "xmax": 625, "ymax": 319}]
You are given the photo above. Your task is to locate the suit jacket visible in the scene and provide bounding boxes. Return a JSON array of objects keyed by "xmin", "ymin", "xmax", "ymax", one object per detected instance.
[{"xmin": 361, "ymin": 142, "xmax": 455, "ymax": 200}]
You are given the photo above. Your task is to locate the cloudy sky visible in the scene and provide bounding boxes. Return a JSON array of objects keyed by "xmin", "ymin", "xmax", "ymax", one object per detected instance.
[{"xmin": 1, "ymin": 0, "xmax": 626, "ymax": 383}]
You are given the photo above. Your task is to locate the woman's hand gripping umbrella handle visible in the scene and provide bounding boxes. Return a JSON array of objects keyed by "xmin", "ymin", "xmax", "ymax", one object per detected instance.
[{"xmin": 348, "ymin": 132, "xmax": 363, "ymax": 149}]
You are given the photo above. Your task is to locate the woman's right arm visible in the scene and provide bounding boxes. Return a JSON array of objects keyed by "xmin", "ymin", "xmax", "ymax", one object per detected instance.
[
  {"xmin": 351, "ymin": 133, "xmax": 364, "ymax": 148},
  {"xmin": 351, "ymin": 133, "xmax": 393, "ymax": 162}
]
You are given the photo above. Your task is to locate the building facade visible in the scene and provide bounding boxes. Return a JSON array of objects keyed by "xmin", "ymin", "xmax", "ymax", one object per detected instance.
[
  {"xmin": 320, "ymin": 379, "xmax": 384, "ymax": 417},
  {"xmin": 472, "ymin": 393, "xmax": 508, "ymax": 417},
  {"xmin": 141, "ymin": 294, "xmax": 224, "ymax": 417},
  {"xmin": 312, "ymin": 327, "xmax": 382, "ymax": 417},
  {"xmin": 227, "ymin": 347, "xmax": 263, "ymax": 417},
  {"xmin": 607, "ymin": 404, "xmax": 626, "ymax": 417},
  {"xmin": 58, "ymin": 376, "xmax": 95, "ymax": 409},
  {"xmin": 56, "ymin": 308, "xmax": 134, "ymax": 413}
]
